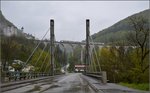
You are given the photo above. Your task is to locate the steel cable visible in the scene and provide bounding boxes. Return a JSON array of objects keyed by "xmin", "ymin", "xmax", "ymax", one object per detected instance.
[
  {"xmin": 90, "ymin": 36, "xmax": 102, "ymax": 72},
  {"xmin": 34, "ymin": 43, "xmax": 47, "ymax": 69},
  {"xmin": 23, "ymin": 28, "xmax": 50, "ymax": 69},
  {"xmin": 39, "ymin": 48, "xmax": 50, "ymax": 72}
]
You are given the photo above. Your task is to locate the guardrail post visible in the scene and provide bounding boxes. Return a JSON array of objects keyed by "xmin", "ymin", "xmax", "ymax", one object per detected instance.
[{"xmin": 102, "ymin": 71, "xmax": 107, "ymax": 84}]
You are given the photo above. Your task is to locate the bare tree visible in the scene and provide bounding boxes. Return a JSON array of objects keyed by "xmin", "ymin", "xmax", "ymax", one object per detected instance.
[{"xmin": 127, "ymin": 15, "xmax": 149, "ymax": 73}]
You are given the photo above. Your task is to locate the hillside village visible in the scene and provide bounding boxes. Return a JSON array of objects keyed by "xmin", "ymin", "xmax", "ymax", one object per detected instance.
[{"xmin": 0, "ymin": 10, "xmax": 36, "ymax": 72}]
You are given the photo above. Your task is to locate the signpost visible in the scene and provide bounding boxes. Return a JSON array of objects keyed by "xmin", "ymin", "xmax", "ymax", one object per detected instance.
[{"xmin": 75, "ymin": 64, "xmax": 86, "ymax": 72}]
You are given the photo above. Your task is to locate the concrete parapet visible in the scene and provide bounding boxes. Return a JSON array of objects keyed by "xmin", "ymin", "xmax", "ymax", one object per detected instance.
[{"xmin": 101, "ymin": 71, "xmax": 107, "ymax": 84}]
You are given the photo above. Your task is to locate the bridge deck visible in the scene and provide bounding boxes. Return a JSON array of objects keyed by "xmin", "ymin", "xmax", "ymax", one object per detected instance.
[{"xmin": 1, "ymin": 73, "xmax": 148, "ymax": 93}]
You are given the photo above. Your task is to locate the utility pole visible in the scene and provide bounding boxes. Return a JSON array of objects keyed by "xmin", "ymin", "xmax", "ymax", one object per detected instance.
[
  {"xmin": 85, "ymin": 19, "xmax": 90, "ymax": 74},
  {"xmin": 50, "ymin": 19, "xmax": 54, "ymax": 76}
]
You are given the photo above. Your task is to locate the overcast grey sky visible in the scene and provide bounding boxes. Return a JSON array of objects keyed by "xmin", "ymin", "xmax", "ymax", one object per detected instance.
[{"xmin": 1, "ymin": 1, "xmax": 149, "ymax": 41}]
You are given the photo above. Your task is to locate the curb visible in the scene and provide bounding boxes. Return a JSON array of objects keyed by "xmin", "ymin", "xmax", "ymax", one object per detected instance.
[{"xmin": 81, "ymin": 74, "xmax": 103, "ymax": 92}]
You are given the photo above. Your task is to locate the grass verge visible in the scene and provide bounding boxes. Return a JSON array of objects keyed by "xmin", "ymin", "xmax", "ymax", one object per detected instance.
[{"xmin": 119, "ymin": 82, "xmax": 149, "ymax": 91}]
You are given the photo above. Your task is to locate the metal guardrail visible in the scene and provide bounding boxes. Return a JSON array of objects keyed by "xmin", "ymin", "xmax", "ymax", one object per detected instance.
[
  {"xmin": 86, "ymin": 73, "xmax": 102, "ymax": 78},
  {"xmin": 1, "ymin": 71, "xmax": 53, "ymax": 83},
  {"xmin": 86, "ymin": 71, "xmax": 107, "ymax": 84}
]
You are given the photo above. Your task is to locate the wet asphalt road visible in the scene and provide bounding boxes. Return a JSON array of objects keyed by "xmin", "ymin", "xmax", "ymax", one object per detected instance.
[
  {"xmin": 3, "ymin": 73, "xmax": 97, "ymax": 93},
  {"xmin": 42, "ymin": 73, "xmax": 96, "ymax": 93},
  {"xmin": 3, "ymin": 73, "xmax": 149, "ymax": 93}
]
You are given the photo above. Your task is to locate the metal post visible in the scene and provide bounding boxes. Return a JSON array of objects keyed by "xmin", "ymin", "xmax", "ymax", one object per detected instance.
[
  {"xmin": 50, "ymin": 19, "xmax": 54, "ymax": 76},
  {"xmin": 85, "ymin": 19, "xmax": 90, "ymax": 74}
]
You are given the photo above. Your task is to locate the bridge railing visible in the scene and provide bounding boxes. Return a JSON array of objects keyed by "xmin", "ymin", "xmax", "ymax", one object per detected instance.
[
  {"xmin": 86, "ymin": 71, "xmax": 107, "ymax": 84},
  {"xmin": 1, "ymin": 71, "xmax": 51, "ymax": 83}
]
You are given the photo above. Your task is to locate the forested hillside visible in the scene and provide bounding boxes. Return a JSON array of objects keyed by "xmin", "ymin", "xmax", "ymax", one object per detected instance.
[{"xmin": 91, "ymin": 9, "xmax": 149, "ymax": 44}]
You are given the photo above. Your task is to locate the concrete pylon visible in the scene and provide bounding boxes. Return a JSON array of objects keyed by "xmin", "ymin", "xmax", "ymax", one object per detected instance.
[
  {"xmin": 50, "ymin": 19, "xmax": 55, "ymax": 76},
  {"xmin": 85, "ymin": 19, "xmax": 90, "ymax": 73},
  {"xmin": 80, "ymin": 49, "xmax": 83, "ymax": 64}
]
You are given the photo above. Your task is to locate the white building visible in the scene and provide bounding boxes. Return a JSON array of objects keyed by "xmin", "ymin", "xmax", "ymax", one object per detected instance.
[
  {"xmin": 8, "ymin": 60, "xmax": 35, "ymax": 72},
  {"xmin": 22, "ymin": 65, "xmax": 35, "ymax": 72}
]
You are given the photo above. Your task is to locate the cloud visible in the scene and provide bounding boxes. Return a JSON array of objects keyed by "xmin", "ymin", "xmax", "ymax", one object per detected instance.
[{"xmin": 1, "ymin": 1, "xmax": 149, "ymax": 41}]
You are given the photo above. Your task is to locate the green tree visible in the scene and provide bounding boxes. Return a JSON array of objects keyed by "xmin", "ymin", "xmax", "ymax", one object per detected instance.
[
  {"xmin": 1, "ymin": 36, "xmax": 21, "ymax": 71},
  {"xmin": 126, "ymin": 16, "xmax": 149, "ymax": 83}
]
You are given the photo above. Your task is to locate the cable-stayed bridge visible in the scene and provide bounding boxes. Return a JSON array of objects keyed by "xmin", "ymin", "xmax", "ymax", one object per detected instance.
[{"xmin": 0, "ymin": 19, "xmax": 142, "ymax": 93}]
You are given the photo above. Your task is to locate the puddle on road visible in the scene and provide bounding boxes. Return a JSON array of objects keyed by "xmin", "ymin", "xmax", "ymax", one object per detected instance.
[
  {"xmin": 39, "ymin": 84, "xmax": 61, "ymax": 93},
  {"xmin": 62, "ymin": 83, "xmax": 91, "ymax": 93},
  {"xmin": 41, "ymin": 78, "xmax": 98, "ymax": 93},
  {"xmin": 24, "ymin": 74, "xmax": 99, "ymax": 93},
  {"xmin": 25, "ymin": 85, "xmax": 41, "ymax": 93},
  {"xmin": 23, "ymin": 78, "xmax": 54, "ymax": 93}
]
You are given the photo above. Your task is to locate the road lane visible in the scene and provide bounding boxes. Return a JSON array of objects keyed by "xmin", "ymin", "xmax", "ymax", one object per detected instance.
[{"xmin": 42, "ymin": 73, "xmax": 97, "ymax": 93}]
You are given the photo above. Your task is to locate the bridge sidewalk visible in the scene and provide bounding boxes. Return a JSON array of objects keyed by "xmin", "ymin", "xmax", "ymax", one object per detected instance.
[{"xmin": 81, "ymin": 74, "xmax": 149, "ymax": 93}]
